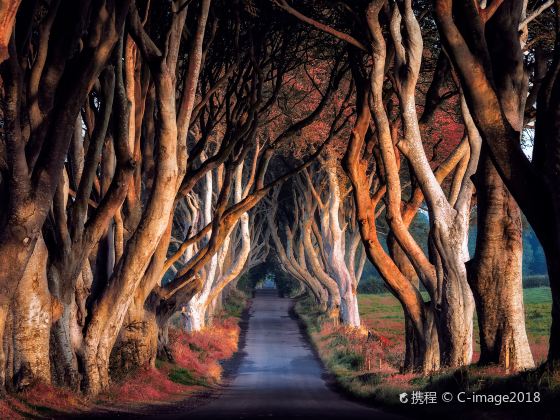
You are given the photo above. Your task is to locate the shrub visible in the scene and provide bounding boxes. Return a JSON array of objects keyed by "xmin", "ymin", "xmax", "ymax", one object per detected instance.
[
  {"xmin": 333, "ymin": 350, "xmax": 365, "ymax": 371},
  {"xmin": 523, "ymin": 275, "xmax": 550, "ymax": 288},
  {"xmin": 357, "ymin": 276, "xmax": 389, "ymax": 294},
  {"xmin": 356, "ymin": 372, "xmax": 387, "ymax": 386}
]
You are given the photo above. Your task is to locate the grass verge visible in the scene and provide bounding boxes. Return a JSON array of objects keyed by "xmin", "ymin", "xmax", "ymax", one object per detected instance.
[{"xmin": 294, "ymin": 293, "xmax": 560, "ymax": 419}]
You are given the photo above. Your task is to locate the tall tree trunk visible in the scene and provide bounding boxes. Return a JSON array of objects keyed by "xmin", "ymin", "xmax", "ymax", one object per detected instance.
[
  {"xmin": 544, "ymin": 241, "xmax": 560, "ymax": 367},
  {"xmin": 469, "ymin": 152, "xmax": 534, "ymax": 370},
  {"xmin": 81, "ymin": 71, "xmax": 180, "ymax": 395},
  {"xmin": 472, "ymin": 0, "xmax": 534, "ymax": 371},
  {"xmin": 324, "ymin": 165, "xmax": 360, "ymax": 327},
  {"xmin": 48, "ymin": 263, "xmax": 87, "ymax": 390},
  {"xmin": 342, "ymin": 82, "xmax": 433, "ymax": 372},
  {"xmin": 301, "ymin": 213, "xmax": 341, "ymax": 315},
  {"xmin": 389, "ymin": 234, "xmax": 440, "ymax": 372},
  {"xmin": 430, "ymin": 215, "xmax": 475, "ymax": 368},
  {"xmin": 0, "ymin": 1, "xmax": 127, "ymax": 393},
  {"xmin": 362, "ymin": 0, "xmax": 478, "ymax": 368},
  {"xmin": 10, "ymin": 235, "xmax": 51, "ymax": 389},
  {"xmin": 111, "ymin": 298, "xmax": 158, "ymax": 374},
  {"xmin": 112, "ymin": 217, "xmax": 172, "ymax": 372},
  {"xmin": 182, "ymin": 166, "xmax": 227, "ymax": 333}
]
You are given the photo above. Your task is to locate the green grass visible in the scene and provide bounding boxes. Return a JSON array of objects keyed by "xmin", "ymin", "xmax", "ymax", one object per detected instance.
[
  {"xmin": 332, "ymin": 350, "xmax": 365, "ymax": 370},
  {"xmin": 523, "ymin": 286, "xmax": 552, "ymax": 305},
  {"xmin": 168, "ymin": 368, "xmax": 208, "ymax": 387},
  {"xmin": 523, "ymin": 287, "xmax": 553, "ymax": 338},
  {"xmin": 358, "ymin": 287, "xmax": 553, "ymax": 361},
  {"xmin": 223, "ymin": 288, "xmax": 248, "ymax": 318},
  {"xmin": 358, "ymin": 287, "xmax": 552, "ymax": 337}
]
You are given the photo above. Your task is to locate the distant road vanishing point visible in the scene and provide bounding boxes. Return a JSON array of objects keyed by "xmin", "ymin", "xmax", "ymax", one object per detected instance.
[{"xmin": 185, "ymin": 289, "xmax": 401, "ymax": 420}]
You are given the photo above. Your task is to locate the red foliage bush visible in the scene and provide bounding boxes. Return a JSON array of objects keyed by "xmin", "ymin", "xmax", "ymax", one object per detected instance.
[
  {"xmin": 104, "ymin": 316, "xmax": 241, "ymax": 406},
  {"xmin": 169, "ymin": 317, "xmax": 240, "ymax": 382},
  {"xmin": 104, "ymin": 366, "xmax": 192, "ymax": 404},
  {"xmin": 0, "ymin": 382, "xmax": 92, "ymax": 418}
]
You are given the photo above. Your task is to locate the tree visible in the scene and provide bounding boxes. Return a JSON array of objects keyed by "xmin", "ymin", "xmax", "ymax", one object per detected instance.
[
  {"xmin": 434, "ymin": 0, "xmax": 556, "ymax": 368},
  {"xmin": 0, "ymin": 0, "xmax": 129, "ymax": 391},
  {"xmin": 273, "ymin": 0, "xmax": 535, "ymax": 372}
]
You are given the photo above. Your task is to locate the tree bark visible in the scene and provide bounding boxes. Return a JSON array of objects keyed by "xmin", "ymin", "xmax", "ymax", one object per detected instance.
[
  {"xmin": 430, "ymin": 217, "xmax": 475, "ymax": 367},
  {"xmin": 323, "ymin": 164, "xmax": 360, "ymax": 327},
  {"xmin": 11, "ymin": 235, "xmax": 51, "ymax": 389},
  {"xmin": 388, "ymin": 235, "xmax": 440, "ymax": 372},
  {"xmin": 111, "ymin": 299, "xmax": 158, "ymax": 374},
  {"xmin": 469, "ymin": 0, "xmax": 534, "ymax": 371},
  {"xmin": 469, "ymin": 151, "xmax": 534, "ymax": 370},
  {"xmin": 48, "ymin": 263, "xmax": 89, "ymax": 390}
]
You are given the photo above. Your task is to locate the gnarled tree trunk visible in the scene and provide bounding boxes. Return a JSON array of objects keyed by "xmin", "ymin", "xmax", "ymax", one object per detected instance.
[
  {"xmin": 322, "ymin": 163, "xmax": 360, "ymax": 327},
  {"xmin": 111, "ymin": 298, "xmax": 158, "ymax": 374},
  {"xmin": 389, "ymin": 235, "xmax": 440, "ymax": 372},
  {"xmin": 10, "ymin": 235, "xmax": 51, "ymax": 390},
  {"xmin": 430, "ymin": 214, "xmax": 475, "ymax": 367},
  {"xmin": 469, "ymin": 152, "xmax": 534, "ymax": 370}
]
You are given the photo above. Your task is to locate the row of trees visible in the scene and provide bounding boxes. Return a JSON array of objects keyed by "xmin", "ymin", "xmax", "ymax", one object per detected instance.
[
  {"xmin": 272, "ymin": 0, "xmax": 558, "ymax": 374},
  {"xmin": 0, "ymin": 0, "xmax": 350, "ymax": 395},
  {"xmin": 268, "ymin": 159, "xmax": 366, "ymax": 327},
  {"xmin": 0, "ymin": 0, "xmax": 559, "ymax": 400}
]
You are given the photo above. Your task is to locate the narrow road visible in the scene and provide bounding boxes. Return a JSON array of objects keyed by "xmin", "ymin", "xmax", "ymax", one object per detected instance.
[{"xmin": 187, "ymin": 289, "xmax": 400, "ymax": 419}]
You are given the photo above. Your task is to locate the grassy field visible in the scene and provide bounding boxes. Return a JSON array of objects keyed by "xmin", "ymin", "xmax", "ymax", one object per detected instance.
[{"xmin": 359, "ymin": 287, "xmax": 552, "ymax": 363}]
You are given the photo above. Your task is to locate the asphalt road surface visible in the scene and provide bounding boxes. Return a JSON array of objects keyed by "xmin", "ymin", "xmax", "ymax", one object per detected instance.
[{"xmin": 186, "ymin": 289, "xmax": 401, "ymax": 420}]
